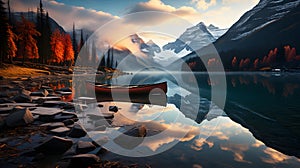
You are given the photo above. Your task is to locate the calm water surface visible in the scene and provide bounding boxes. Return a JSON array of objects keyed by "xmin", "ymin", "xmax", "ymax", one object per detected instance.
[{"xmin": 84, "ymin": 72, "xmax": 300, "ymax": 167}]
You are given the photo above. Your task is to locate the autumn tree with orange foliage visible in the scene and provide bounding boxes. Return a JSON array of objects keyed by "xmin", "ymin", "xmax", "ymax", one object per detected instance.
[
  {"xmin": 253, "ymin": 58, "xmax": 260, "ymax": 70},
  {"xmin": 284, "ymin": 45, "xmax": 296, "ymax": 62},
  {"xmin": 63, "ymin": 34, "xmax": 74, "ymax": 66},
  {"xmin": 6, "ymin": 24, "xmax": 17, "ymax": 63},
  {"xmin": 239, "ymin": 58, "xmax": 250, "ymax": 70},
  {"xmin": 50, "ymin": 29, "xmax": 64, "ymax": 64},
  {"xmin": 17, "ymin": 15, "xmax": 40, "ymax": 65},
  {"xmin": 231, "ymin": 56, "xmax": 237, "ymax": 68}
]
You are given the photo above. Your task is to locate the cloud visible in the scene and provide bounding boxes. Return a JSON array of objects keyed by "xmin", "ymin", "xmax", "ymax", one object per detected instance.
[
  {"xmin": 261, "ymin": 148, "xmax": 289, "ymax": 164},
  {"xmin": 125, "ymin": 0, "xmax": 201, "ymax": 25},
  {"xmin": 220, "ymin": 143, "xmax": 251, "ymax": 163},
  {"xmin": 10, "ymin": 0, "xmax": 118, "ymax": 32},
  {"xmin": 191, "ymin": 0, "xmax": 217, "ymax": 10}
]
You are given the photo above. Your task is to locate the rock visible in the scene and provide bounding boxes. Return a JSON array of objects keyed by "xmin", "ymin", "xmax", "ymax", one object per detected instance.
[
  {"xmin": 68, "ymin": 124, "xmax": 87, "ymax": 138},
  {"xmin": 0, "ymin": 106, "xmax": 14, "ymax": 114},
  {"xmin": 49, "ymin": 127, "xmax": 71, "ymax": 136},
  {"xmin": 53, "ymin": 112, "xmax": 77, "ymax": 122},
  {"xmin": 30, "ymin": 89, "xmax": 49, "ymax": 97},
  {"xmin": 57, "ymin": 91, "xmax": 72, "ymax": 95},
  {"xmin": 76, "ymin": 141, "xmax": 96, "ymax": 154},
  {"xmin": 109, "ymin": 106, "xmax": 118, "ymax": 112},
  {"xmin": 32, "ymin": 107, "xmax": 63, "ymax": 122},
  {"xmin": 40, "ymin": 122, "xmax": 65, "ymax": 130},
  {"xmin": 56, "ymin": 87, "xmax": 72, "ymax": 93},
  {"xmin": 0, "ymin": 117, "xmax": 5, "ymax": 130},
  {"xmin": 63, "ymin": 119, "xmax": 75, "ymax": 126},
  {"xmin": 34, "ymin": 136, "xmax": 73, "ymax": 154},
  {"xmin": 31, "ymin": 107, "xmax": 63, "ymax": 116},
  {"xmin": 41, "ymin": 101, "xmax": 65, "ymax": 107},
  {"xmin": 5, "ymin": 108, "xmax": 34, "ymax": 127},
  {"xmin": 62, "ymin": 103, "xmax": 75, "ymax": 110},
  {"xmin": 41, "ymin": 85, "xmax": 51, "ymax": 90},
  {"xmin": 20, "ymin": 89, "xmax": 31, "ymax": 96},
  {"xmin": 0, "ymin": 98, "xmax": 15, "ymax": 104},
  {"xmin": 66, "ymin": 154, "xmax": 100, "ymax": 168},
  {"xmin": 32, "ymin": 96, "xmax": 61, "ymax": 102},
  {"xmin": 3, "ymin": 103, "xmax": 38, "ymax": 107},
  {"xmin": 12, "ymin": 93, "xmax": 32, "ymax": 103}
]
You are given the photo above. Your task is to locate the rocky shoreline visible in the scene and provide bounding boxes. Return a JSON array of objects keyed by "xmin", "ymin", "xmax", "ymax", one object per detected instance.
[{"xmin": 0, "ymin": 75, "xmax": 138, "ymax": 168}]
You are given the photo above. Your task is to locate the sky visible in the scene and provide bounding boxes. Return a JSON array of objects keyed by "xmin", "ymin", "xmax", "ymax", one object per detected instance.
[
  {"xmin": 10, "ymin": 0, "xmax": 259, "ymax": 31},
  {"xmin": 9, "ymin": 0, "xmax": 259, "ymax": 47}
]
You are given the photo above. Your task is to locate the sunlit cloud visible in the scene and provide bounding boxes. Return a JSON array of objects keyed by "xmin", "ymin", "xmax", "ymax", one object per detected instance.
[
  {"xmin": 10, "ymin": 0, "xmax": 118, "ymax": 31},
  {"xmin": 261, "ymin": 148, "xmax": 289, "ymax": 164},
  {"xmin": 252, "ymin": 139, "xmax": 265, "ymax": 148},
  {"xmin": 191, "ymin": 0, "xmax": 217, "ymax": 10},
  {"xmin": 191, "ymin": 138, "xmax": 214, "ymax": 151},
  {"xmin": 220, "ymin": 143, "xmax": 251, "ymax": 163},
  {"xmin": 125, "ymin": 0, "xmax": 201, "ymax": 25}
]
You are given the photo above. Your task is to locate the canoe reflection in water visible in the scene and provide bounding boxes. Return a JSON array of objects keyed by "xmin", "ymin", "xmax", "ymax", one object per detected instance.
[{"xmin": 86, "ymin": 81, "xmax": 168, "ymax": 106}]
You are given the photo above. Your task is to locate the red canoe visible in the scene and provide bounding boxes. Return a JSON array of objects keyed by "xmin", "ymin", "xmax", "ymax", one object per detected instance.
[{"xmin": 86, "ymin": 81, "xmax": 168, "ymax": 106}]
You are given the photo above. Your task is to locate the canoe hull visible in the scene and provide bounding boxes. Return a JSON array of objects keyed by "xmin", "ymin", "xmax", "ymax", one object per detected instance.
[{"xmin": 86, "ymin": 82, "xmax": 167, "ymax": 106}]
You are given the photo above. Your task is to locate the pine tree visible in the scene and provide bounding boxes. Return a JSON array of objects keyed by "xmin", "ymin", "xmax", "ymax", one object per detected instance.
[
  {"xmin": 17, "ymin": 15, "xmax": 41, "ymax": 64},
  {"xmin": 44, "ymin": 12, "xmax": 52, "ymax": 64},
  {"xmin": 50, "ymin": 29, "xmax": 64, "ymax": 64},
  {"xmin": 0, "ymin": 0, "xmax": 8, "ymax": 65},
  {"xmin": 72, "ymin": 23, "xmax": 78, "ymax": 64},
  {"xmin": 6, "ymin": 24, "xmax": 17, "ymax": 63},
  {"xmin": 63, "ymin": 33, "xmax": 74, "ymax": 66},
  {"xmin": 7, "ymin": 0, "xmax": 11, "ymax": 24}
]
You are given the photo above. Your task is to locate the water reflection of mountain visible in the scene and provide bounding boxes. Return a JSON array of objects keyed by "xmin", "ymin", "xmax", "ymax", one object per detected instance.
[
  {"xmin": 98, "ymin": 72, "xmax": 300, "ymax": 158},
  {"xmin": 224, "ymin": 73, "xmax": 300, "ymax": 158},
  {"xmin": 179, "ymin": 72, "xmax": 300, "ymax": 158}
]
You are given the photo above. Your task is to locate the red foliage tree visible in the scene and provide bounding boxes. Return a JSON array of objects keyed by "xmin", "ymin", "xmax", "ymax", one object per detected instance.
[
  {"xmin": 63, "ymin": 34, "xmax": 74, "ymax": 65},
  {"xmin": 6, "ymin": 24, "xmax": 17, "ymax": 63},
  {"xmin": 17, "ymin": 15, "xmax": 40, "ymax": 64},
  {"xmin": 232, "ymin": 56, "xmax": 237, "ymax": 68},
  {"xmin": 50, "ymin": 29, "xmax": 64, "ymax": 63},
  {"xmin": 284, "ymin": 45, "xmax": 296, "ymax": 62},
  {"xmin": 253, "ymin": 58, "xmax": 260, "ymax": 70},
  {"xmin": 239, "ymin": 59, "xmax": 244, "ymax": 69}
]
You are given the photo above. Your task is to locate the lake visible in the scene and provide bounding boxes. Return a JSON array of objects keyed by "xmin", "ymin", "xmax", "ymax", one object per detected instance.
[{"xmin": 76, "ymin": 71, "xmax": 300, "ymax": 167}]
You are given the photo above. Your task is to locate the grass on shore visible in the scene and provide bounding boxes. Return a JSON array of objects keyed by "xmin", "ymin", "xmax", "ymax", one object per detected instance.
[{"xmin": 0, "ymin": 64, "xmax": 50, "ymax": 78}]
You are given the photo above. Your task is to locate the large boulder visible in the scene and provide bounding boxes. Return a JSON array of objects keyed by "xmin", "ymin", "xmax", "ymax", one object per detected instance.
[
  {"xmin": 34, "ymin": 136, "xmax": 73, "ymax": 154},
  {"xmin": 5, "ymin": 108, "xmax": 34, "ymax": 127},
  {"xmin": 12, "ymin": 94, "xmax": 32, "ymax": 103},
  {"xmin": 68, "ymin": 124, "xmax": 87, "ymax": 138},
  {"xmin": 66, "ymin": 154, "xmax": 100, "ymax": 168},
  {"xmin": 76, "ymin": 141, "xmax": 97, "ymax": 154}
]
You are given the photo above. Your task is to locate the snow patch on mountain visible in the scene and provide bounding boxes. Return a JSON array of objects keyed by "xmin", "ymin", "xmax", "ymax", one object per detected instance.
[
  {"xmin": 162, "ymin": 22, "xmax": 218, "ymax": 54},
  {"xmin": 153, "ymin": 48, "xmax": 191, "ymax": 66}
]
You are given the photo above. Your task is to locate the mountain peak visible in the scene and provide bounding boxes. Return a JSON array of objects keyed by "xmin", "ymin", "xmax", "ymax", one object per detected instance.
[
  {"xmin": 208, "ymin": 24, "xmax": 219, "ymax": 30},
  {"xmin": 196, "ymin": 22, "xmax": 208, "ymax": 30}
]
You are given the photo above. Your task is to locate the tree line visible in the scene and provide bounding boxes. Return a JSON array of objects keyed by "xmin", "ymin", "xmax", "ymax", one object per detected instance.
[{"xmin": 0, "ymin": 0, "xmax": 89, "ymax": 67}]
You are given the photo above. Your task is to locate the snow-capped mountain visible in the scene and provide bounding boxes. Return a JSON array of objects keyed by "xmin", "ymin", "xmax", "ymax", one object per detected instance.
[
  {"xmin": 178, "ymin": 0, "xmax": 300, "ymax": 71},
  {"xmin": 223, "ymin": 0, "xmax": 300, "ymax": 41},
  {"xmin": 207, "ymin": 24, "xmax": 228, "ymax": 39},
  {"xmin": 163, "ymin": 22, "xmax": 227, "ymax": 54}
]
